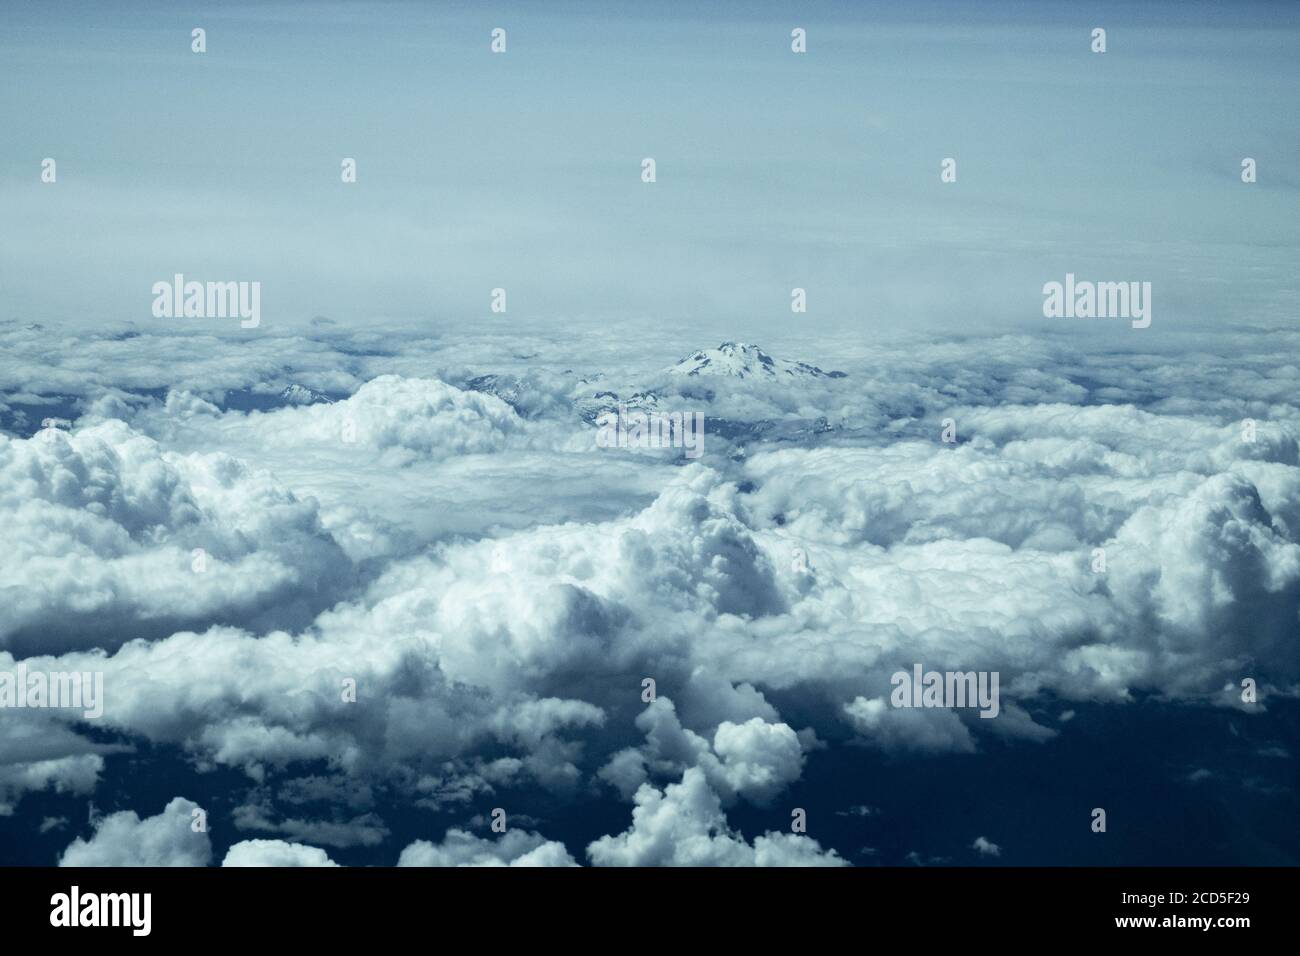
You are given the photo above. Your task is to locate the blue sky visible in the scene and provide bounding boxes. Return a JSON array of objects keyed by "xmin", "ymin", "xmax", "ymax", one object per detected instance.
[{"xmin": 2, "ymin": 0, "xmax": 1298, "ymax": 334}]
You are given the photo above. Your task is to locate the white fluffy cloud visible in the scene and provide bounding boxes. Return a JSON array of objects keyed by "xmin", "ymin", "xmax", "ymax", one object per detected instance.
[
  {"xmin": 599, "ymin": 698, "xmax": 805, "ymax": 806},
  {"xmin": 58, "ymin": 797, "xmax": 212, "ymax": 867},
  {"xmin": 733, "ymin": 402, "xmax": 1300, "ymax": 727},
  {"xmin": 180, "ymin": 375, "xmax": 530, "ymax": 458},
  {"xmin": 588, "ymin": 767, "xmax": 845, "ymax": 867},
  {"xmin": 4, "ymin": 323, "xmax": 1298, "ymax": 863},
  {"xmin": 398, "ymin": 829, "xmax": 578, "ymax": 867},
  {"xmin": 0, "ymin": 421, "xmax": 352, "ymax": 654},
  {"xmin": 222, "ymin": 839, "xmax": 339, "ymax": 867}
]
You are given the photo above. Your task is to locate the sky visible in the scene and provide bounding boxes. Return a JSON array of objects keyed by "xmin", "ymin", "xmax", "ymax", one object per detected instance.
[
  {"xmin": 1, "ymin": 0, "xmax": 1298, "ymax": 334},
  {"xmin": 0, "ymin": 1, "xmax": 1297, "ymax": 869}
]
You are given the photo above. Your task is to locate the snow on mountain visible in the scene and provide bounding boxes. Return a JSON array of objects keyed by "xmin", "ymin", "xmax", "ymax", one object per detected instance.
[
  {"xmin": 465, "ymin": 374, "xmax": 523, "ymax": 408},
  {"xmin": 667, "ymin": 342, "xmax": 845, "ymax": 380},
  {"xmin": 572, "ymin": 388, "xmax": 660, "ymax": 425},
  {"xmin": 279, "ymin": 384, "xmax": 334, "ymax": 406}
]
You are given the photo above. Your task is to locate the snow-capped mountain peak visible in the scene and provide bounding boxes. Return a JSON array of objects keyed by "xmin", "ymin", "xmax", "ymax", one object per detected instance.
[
  {"xmin": 667, "ymin": 342, "xmax": 844, "ymax": 379},
  {"xmin": 279, "ymin": 383, "xmax": 333, "ymax": 405}
]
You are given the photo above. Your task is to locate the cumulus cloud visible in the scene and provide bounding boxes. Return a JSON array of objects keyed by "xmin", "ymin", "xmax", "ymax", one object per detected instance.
[
  {"xmin": 58, "ymin": 797, "xmax": 212, "ymax": 867},
  {"xmin": 843, "ymin": 696, "xmax": 977, "ymax": 754},
  {"xmin": 198, "ymin": 375, "xmax": 528, "ymax": 458},
  {"xmin": 588, "ymin": 767, "xmax": 845, "ymax": 867},
  {"xmin": 4, "ymin": 322, "xmax": 1298, "ymax": 863},
  {"xmin": 222, "ymin": 839, "xmax": 339, "ymax": 867},
  {"xmin": 0, "ymin": 421, "xmax": 353, "ymax": 654},
  {"xmin": 5, "ymin": 465, "xmax": 785, "ymax": 799},
  {"xmin": 733, "ymin": 401, "xmax": 1300, "ymax": 738},
  {"xmin": 398, "ymin": 829, "xmax": 578, "ymax": 867},
  {"xmin": 599, "ymin": 698, "xmax": 804, "ymax": 805}
]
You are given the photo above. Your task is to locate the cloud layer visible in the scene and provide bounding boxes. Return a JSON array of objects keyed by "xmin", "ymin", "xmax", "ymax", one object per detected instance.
[{"xmin": 1, "ymin": 321, "xmax": 1296, "ymax": 865}]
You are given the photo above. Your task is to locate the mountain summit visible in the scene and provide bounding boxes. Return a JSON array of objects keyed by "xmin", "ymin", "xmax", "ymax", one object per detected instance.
[
  {"xmin": 667, "ymin": 342, "xmax": 845, "ymax": 380},
  {"xmin": 279, "ymin": 383, "xmax": 334, "ymax": 405}
]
